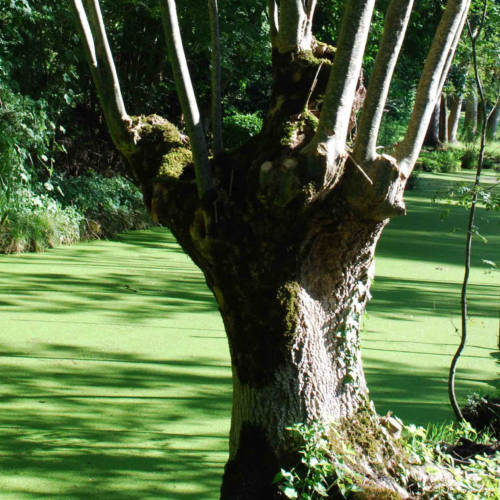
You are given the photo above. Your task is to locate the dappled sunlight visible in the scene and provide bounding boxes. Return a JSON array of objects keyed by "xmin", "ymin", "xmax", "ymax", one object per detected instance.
[
  {"xmin": 0, "ymin": 182, "xmax": 498, "ymax": 495},
  {"xmin": 364, "ymin": 174, "xmax": 500, "ymax": 427},
  {"xmin": 0, "ymin": 229, "xmax": 230, "ymax": 499}
]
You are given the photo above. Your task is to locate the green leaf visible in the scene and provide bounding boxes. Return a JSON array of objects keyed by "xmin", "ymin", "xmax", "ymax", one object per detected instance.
[
  {"xmin": 482, "ymin": 259, "xmax": 497, "ymax": 268},
  {"xmin": 313, "ymin": 483, "xmax": 328, "ymax": 496},
  {"xmin": 281, "ymin": 486, "xmax": 298, "ymax": 499},
  {"xmin": 273, "ymin": 469, "xmax": 293, "ymax": 483}
]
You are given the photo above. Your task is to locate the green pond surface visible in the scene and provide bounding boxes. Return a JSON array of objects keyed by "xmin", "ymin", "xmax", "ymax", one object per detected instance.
[{"xmin": 0, "ymin": 172, "xmax": 498, "ymax": 498}]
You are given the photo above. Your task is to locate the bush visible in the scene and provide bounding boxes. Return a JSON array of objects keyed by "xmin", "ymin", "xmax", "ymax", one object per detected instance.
[
  {"xmin": 377, "ymin": 116, "xmax": 408, "ymax": 149},
  {"xmin": 0, "ymin": 83, "xmax": 56, "ymax": 191},
  {"xmin": 418, "ymin": 148, "xmax": 461, "ymax": 172},
  {"xmin": 462, "ymin": 393, "xmax": 500, "ymax": 439},
  {"xmin": 222, "ymin": 109, "xmax": 263, "ymax": 150},
  {"xmin": 51, "ymin": 171, "xmax": 151, "ymax": 238},
  {"xmin": 461, "ymin": 149, "xmax": 476, "ymax": 169},
  {"xmin": 0, "ymin": 187, "xmax": 82, "ymax": 253},
  {"xmin": 405, "ymin": 171, "xmax": 420, "ymax": 190}
]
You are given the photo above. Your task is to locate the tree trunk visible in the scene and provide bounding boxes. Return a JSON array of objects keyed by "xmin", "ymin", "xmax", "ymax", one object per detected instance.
[
  {"xmin": 447, "ymin": 94, "xmax": 463, "ymax": 143},
  {"xmin": 487, "ymin": 100, "xmax": 499, "ymax": 140},
  {"xmin": 73, "ymin": 1, "xmax": 472, "ymax": 497},
  {"xmin": 464, "ymin": 93, "xmax": 478, "ymax": 141},
  {"xmin": 424, "ymin": 98, "xmax": 441, "ymax": 147},
  {"xmin": 439, "ymin": 93, "xmax": 449, "ymax": 144},
  {"xmin": 216, "ymin": 211, "xmax": 385, "ymax": 498}
]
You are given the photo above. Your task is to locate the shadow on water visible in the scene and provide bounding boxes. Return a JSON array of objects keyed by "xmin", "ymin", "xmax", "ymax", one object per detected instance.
[
  {"xmin": 0, "ymin": 175, "xmax": 498, "ymax": 496},
  {"xmin": 378, "ymin": 174, "xmax": 500, "ymax": 267},
  {"xmin": 370, "ymin": 276, "xmax": 498, "ymax": 319},
  {"xmin": 365, "ymin": 354, "xmax": 499, "ymax": 425},
  {"xmin": 0, "ymin": 229, "xmax": 219, "ymax": 324},
  {"xmin": 0, "ymin": 228, "xmax": 230, "ymax": 498},
  {"xmin": 363, "ymin": 174, "xmax": 500, "ymax": 425},
  {"xmin": 0, "ymin": 345, "xmax": 231, "ymax": 499}
]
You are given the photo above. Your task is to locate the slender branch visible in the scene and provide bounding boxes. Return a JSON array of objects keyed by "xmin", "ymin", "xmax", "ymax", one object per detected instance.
[
  {"xmin": 353, "ymin": 0, "xmax": 414, "ymax": 163},
  {"xmin": 277, "ymin": 0, "xmax": 306, "ymax": 52},
  {"xmin": 304, "ymin": 62, "xmax": 324, "ymax": 111},
  {"xmin": 303, "ymin": 0, "xmax": 376, "ymax": 162},
  {"xmin": 449, "ymin": 1, "xmax": 488, "ymax": 422},
  {"xmin": 208, "ymin": 0, "xmax": 223, "ymax": 154},
  {"xmin": 276, "ymin": 0, "xmax": 317, "ymax": 52},
  {"xmin": 72, "ymin": 0, "xmax": 132, "ymax": 151},
  {"xmin": 436, "ymin": 4, "xmax": 469, "ymax": 97},
  {"xmin": 268, "ymin": 0, "xmax": 279, "ymax": 44},
  {"xmin": 159, "ymin": 0, "xmax": 213, "ymax": 200},
  {"xmin": 395, "ymin": 0, "xmax": 471, "ymax": 174}
]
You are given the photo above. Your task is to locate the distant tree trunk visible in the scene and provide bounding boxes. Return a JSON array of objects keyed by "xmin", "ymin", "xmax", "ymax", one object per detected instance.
[
  {"xmin": 486, "ymin": 100, "xmax": 499, "ymax": 140},
  {"xmin": 424, "ymin": 98, "xmax": 441, "ymax": 147},
  {"xmin": 448, "ymin": 94, "xmax": 463, "ymax": 143},
  {"xmin": 439, "ymin": 93, "xmax": 449, "ymax": 143},
  {"xmin": 464, "ymin": 93, "xmax": 478, "ymax": 140}
]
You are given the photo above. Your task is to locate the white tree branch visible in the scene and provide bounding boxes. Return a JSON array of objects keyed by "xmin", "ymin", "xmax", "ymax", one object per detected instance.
[
  {"xmin": 353, "ymin": 0, "xmax": 414, "ymax": 163},
  {"xmin": 303, "ymin": 0, "xmax": 376, "ymax": 163},
  {"xmin": 160, "ymin": 0, "xmax": 213, "ymax": 200},
  {"xmin": 208, "ymin": 0, "xmax": 223, "ymax": 154},
  {"xmin": 268, "ymin": 0, "xmax": 279, "ymax": 44},
  {"xmin": 276, "ymin": 0, "xmax": 316, "ymax": 52},
  {"xmin": 73, "ymin": 0, "xmax": 132, "ymax": 151},
  {"xmin": 436, "ymin": 4, "xmax": 469, "ymax": 96},
  {"xmin": 395, "ymin": 0, "xmax": 471, "ymax": 174}
]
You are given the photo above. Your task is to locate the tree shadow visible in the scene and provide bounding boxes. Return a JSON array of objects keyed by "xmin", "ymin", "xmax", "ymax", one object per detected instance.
[
  {"xmin": 0, "ymin": 229, "xmax": 230, "ymax": 498},
  {"xmin": 0, "ymin": 229, "xmax": 219, "ymax": 325},
  {"xmin": 0, "ymin": 345, "xmax": 231, "ymax": 499},
  {"xmin": 365, "ymin": 351, "xmax": 499, "ymax": 425},
  {"xmin": 381, "ymin": 173, "xmax": 500, "ymax": 268},
  {"xmin": 369, "ymin": 276, "xmax": 498, "ymax": 319}
]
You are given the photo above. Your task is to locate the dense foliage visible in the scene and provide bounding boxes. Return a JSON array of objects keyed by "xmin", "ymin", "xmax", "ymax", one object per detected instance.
[{"xmin": 0, "ymin": 0, "xmax": 498, "ymax": 254}]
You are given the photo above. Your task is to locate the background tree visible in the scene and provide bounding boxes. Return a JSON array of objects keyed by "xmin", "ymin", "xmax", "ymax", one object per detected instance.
[{"xmin": 73, "ymin": 0, "xmax": 470, "ymax": 497}]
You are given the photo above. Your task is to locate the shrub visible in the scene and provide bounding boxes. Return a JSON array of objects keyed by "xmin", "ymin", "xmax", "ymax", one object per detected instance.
[
  {"xmin": 405, "ymin": 171, "xmax": 420, "ymax": 191},
  {"xmin": 461, "ymin": 149, "xmax": 476, "ymax": 169},
  {"xmin": 51, "ymin": 171, "xmax": 151, "ymax": 238},
  {"xmin": 0, "ymin": 187, "xmax": 82, "ymax": 253},
  {"xmin": 419, "ymin": 148, "xmax": 461, "ymax": 172},
  {"xmin": 222, "ymin": 109, "xmax": 263, "ymax": 149}
]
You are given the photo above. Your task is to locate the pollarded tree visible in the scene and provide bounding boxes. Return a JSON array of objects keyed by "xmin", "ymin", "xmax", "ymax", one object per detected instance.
[{"xmin": 73, "ymin": 0, "xmax": 470, "ymax": 497}]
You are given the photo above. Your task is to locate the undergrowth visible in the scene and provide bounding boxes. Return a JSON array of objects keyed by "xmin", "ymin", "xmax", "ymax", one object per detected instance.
[
  {"xmin": 274, "ymin": 419, "xmax": 499, "ymax": 499},
  {"xmin": 0, "ymin": 171, "xmax": 151, "ymax": 254},
  {"xmin": 0, "ymin": 79, "xmax": 151, "ymax": 254}
]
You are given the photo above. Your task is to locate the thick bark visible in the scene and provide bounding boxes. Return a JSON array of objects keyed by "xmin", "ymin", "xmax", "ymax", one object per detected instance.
[
  {"xmin": 218, "ymin": 213, "xmax": 385, "ymax": 498},
  {"xmin": 439, "ymin": 93, "xmax": 449, "ymax": 143},
  {"xmin": 447, "ymin": 94, "xmax": 463, "ymax": 143},
  {"xmin": 424, "ymin": 99, "xmax": 441, "ymax": 147}
]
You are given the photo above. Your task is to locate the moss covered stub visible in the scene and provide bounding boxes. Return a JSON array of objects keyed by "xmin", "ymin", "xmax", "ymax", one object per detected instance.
[
  {"xmin": 124, "ymin": 114, "xmax": 195, "ymax": 211},
  {"xmin": 327, "ymin": 408, "xmax": 409, "ymax": 498}
]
